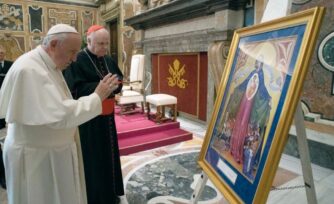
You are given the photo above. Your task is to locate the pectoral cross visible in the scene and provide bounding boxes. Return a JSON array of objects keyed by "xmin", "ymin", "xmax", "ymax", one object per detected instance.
[{"xmin": 97, "ymin": 59, "xmax": 108, "ymax": 77}]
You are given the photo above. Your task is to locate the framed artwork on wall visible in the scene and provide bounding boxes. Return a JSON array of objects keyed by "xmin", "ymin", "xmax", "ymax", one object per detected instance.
[{"xmin": 198, "ymin": 7, "xmax": 324, "ymax": 204}]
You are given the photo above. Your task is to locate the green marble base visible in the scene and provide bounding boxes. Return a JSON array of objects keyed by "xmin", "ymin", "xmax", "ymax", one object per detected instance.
[{"xmin": 283, "ymin": 134, "xmax": 334, "ymax": 170}]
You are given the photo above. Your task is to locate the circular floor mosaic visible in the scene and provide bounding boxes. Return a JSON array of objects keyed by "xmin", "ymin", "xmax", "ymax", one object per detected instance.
[{"xmin": 125, "ymin": 151, "xmax": 218, "ymax": 204}]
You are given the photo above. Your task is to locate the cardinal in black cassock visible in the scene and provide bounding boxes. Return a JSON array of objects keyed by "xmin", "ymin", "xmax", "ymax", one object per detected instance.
[{"xmin": 63, "ymin": 25, "xmax": 125, "ymax": 204}]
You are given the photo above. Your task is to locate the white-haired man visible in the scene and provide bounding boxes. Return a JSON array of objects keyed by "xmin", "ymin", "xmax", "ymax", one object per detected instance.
[
  {"xmin": 0, "ymin": 24, "xmax": 120, "ymax": 204},
  {"xmin": 64, "ymin": 25, "xmax": 126, "ymax": 204}
]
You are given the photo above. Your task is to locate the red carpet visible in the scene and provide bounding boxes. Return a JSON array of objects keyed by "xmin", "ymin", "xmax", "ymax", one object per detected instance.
[{"xmin": 115, "ymin": 107, "xmax": 193, "ymax": 155}]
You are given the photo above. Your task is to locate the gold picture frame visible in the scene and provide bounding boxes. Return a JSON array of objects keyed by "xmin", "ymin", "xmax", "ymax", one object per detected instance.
[{"xmin": 198, "ymin": 7, "xmax": 324, "ymax": 204}]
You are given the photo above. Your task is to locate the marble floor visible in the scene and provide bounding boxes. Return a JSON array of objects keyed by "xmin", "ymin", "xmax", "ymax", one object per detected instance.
[{"xmin": 1, "ymin": 116, "xmax": 334, "ymax": 203}]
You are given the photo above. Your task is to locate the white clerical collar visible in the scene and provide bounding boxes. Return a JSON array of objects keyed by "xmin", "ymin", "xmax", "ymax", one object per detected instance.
[{"xmin": 37, "ymin": 46, "xmax": 57, "ymax": 70}]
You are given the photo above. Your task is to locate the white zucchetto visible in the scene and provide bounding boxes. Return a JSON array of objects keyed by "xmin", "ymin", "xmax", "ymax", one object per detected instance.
[{"xmin": 47, "ymin": 24, "xmax": 79, "ymax": 35}]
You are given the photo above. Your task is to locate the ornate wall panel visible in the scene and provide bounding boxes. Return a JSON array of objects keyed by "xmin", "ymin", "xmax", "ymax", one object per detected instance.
[
  {"xmin": 28, "ymin": 5, "xmax": 43, "ymax": 33},
  {"xmin": 0, "ymin": 0, "xmax": 98, "ymax": 61},
  {"xmin": 47, "ymin": 8, "xmax": 78, "ymax": 30},
  {"xmin": 208, "ymin": 41, "xmax": 230, "ymax": 92},
  {"xmin": 0, "ymin": 3, "xmax": 24, "ymax": 31},
  {"xmin": 0, "ymin": 35, "xmax": 25, "ymax": 60},
  {"xmin": 82, "ymin": 10, "xmax": 94, "ymax": 33}
]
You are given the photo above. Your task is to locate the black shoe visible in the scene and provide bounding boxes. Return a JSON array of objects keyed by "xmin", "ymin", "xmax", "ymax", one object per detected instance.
[{"xmin": 0, "ymin": 178, "xmax": 6, "ymax": 189}]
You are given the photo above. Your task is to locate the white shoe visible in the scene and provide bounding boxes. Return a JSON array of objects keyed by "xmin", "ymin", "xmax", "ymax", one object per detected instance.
[{"xmin": 119, "ymin": 195, "xmax": 129, "ymax": 204}]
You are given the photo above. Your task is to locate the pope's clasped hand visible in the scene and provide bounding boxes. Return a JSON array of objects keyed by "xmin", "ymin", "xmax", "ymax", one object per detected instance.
[{"xmin": 94, "ymin": 73, "xmax": 120, "ymax": 101}]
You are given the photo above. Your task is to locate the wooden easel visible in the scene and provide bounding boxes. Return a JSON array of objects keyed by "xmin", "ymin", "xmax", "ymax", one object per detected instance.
[{"xmin": 190, "ymin": 102, "xmax": 317, "ymax": 204}]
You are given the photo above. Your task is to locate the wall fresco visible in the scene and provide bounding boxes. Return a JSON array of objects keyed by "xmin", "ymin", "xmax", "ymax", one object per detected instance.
[{"xmin": 0, "ymin": 3, "xmax": 23, "ymax": 31}]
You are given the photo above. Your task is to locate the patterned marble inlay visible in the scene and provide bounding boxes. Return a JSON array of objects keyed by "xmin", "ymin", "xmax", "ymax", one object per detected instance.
[
  {"xmin": 48, "ymin": 8, "xmax": 78, "ymax": 30},
  {"xmin": 0, "ymin": 3, "xmax": 23, "ymax": 31},
  {"xmin": 125, "ymin": 151, "xmax": 219, "ymax": 203},
  {"xmin": 28, "ymin": 5, "xmax": 43, "ymax": 33},
  {"xmin": 0, "ymin": 36, "xmax": 25, "ymax": 61}
]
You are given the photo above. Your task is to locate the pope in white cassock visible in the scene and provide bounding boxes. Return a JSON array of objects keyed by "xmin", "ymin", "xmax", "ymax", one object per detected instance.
[{"xmin": 0, "ymin": 24, "xmax": 120, "ymax": 204}]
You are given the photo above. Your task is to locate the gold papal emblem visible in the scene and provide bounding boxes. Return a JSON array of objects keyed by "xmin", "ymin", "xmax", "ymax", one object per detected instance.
[{"xmin": 167, "ymin": 59, "xmax": 188, "ymax": 89}]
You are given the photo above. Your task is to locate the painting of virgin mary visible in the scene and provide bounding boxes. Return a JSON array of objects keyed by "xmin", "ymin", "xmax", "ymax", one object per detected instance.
[
  {"xmin": 227, "ymin": 56, "xmax": 272, "ymax": 165},
  {"xmin": 199, "ymin": 7, "xmax": 324, "ymax": 203}
]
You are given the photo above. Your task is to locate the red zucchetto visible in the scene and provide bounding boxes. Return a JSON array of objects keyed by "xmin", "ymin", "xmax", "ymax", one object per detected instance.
[{"xmin": 86, "ymin": 25, "xmax": 104, "ymax": 35}]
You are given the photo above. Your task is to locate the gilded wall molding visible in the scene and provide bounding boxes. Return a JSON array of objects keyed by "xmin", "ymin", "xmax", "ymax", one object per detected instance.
[
  {"xmin": 100, "ymin": 0, "xmax": 120, "ymax": 22},
  {"xmin": 101, "ymin": 8, "xmax": 119, "ymax": 22}
]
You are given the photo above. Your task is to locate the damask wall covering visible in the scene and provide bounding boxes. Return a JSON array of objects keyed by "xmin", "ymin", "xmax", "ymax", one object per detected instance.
[{"xmin": 0, "ymin": 0, "xmax": 98, "ymax": 61}]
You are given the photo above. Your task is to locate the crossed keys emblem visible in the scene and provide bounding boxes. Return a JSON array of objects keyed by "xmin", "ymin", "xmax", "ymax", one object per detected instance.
[{"xmin": 167, "ymin": 59, "xmax": 188, "ymax": 89}]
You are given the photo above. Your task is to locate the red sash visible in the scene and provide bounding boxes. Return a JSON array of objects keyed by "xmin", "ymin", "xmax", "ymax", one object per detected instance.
[{"xmin": 101, "ymin": 98, "xmax": 115, "ymax": 115}]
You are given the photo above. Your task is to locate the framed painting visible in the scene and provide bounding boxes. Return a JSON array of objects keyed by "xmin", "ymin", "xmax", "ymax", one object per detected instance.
[{"xmin": 198, "ymin": 7, "xmax": 324, "ymax": 204}]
